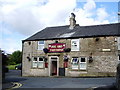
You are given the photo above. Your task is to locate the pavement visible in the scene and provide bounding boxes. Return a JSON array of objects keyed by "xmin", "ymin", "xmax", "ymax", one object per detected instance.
[{"xmin": 2, "ymin": 70, "xmax": 118, "ymax": 90}]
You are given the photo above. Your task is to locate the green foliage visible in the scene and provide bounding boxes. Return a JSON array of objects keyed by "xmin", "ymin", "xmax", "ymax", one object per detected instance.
[{"xmin": 8, "ymin": 50, "xmax": 22, "ymax": 65}]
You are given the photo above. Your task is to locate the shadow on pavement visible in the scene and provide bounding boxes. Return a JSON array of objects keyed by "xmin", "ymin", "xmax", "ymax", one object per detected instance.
[
  {"xmin": 93, "ymin": 85, "xmax": 117, "ymax": 90},
  {"xmin": 2, "ymin": 70, "xmax": 27, "ymax": 89}
]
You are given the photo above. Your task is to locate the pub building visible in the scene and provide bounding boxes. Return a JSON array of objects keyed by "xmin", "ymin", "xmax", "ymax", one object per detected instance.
[{"xmin": 22, "ymin": 13, "xmax": 120, "ymax": 77}]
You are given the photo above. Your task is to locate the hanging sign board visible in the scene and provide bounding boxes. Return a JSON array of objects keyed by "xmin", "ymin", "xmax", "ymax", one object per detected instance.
[{"xmin": 48, "ymin": 43, "xmax": 66, "ymax": 52}]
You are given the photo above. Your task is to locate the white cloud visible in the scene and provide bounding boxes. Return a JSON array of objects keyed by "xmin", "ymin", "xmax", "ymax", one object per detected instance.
[
  {"xmin": 0, "ymin": 0, "xmax": 117, "ymax": 54},
  {"xmin": 1, "ymin": 0, "xmax": 76, "ymax": 36},
  {"xmin": 2, "ymin": 38, "xmax": 22, "ymax": 54},
  {"xmin": 73, "ymin": 0, "xmax": 110, "ymax": 26},
  {"xmin": 96, "ymin": 8, "xmax": 109, "ymax": 21}
]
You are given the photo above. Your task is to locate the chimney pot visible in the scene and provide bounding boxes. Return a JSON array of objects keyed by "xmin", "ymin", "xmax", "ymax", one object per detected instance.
[{"xmin": 69, "ymin": 13, "xmax": 76, "ymax": 29}]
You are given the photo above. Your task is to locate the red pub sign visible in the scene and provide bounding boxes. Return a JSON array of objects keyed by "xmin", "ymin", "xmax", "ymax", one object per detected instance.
[{"xmin": 48, "ymin": 43, "xmax": 66, "ymax": 53}]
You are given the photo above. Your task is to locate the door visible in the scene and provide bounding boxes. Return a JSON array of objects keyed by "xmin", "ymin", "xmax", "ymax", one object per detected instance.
[
  {"xmin": 51, "ymin": 61, "xmax": 57, "ymax": 75},
  {"xmin": 49, "ymin": 56, "xmax": 59, "ymax": 76}
]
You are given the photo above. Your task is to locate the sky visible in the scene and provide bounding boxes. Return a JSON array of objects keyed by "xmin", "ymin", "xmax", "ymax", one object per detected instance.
[{"xmin": 0, "ymin": 0, "xmax": 119, "ymax": 54}]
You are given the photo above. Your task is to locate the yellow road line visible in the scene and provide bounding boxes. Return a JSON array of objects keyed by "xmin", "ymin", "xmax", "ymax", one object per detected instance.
[
  {"xmin": 12, "ymin": 82, "xmax": 22, "ymax": 88},
  {"xmin": 5, "ymin": 82, "xmax": 22, "ymax": 90}
]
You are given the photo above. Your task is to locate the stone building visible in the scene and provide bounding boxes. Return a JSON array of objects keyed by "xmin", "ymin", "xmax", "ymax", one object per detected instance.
[{"xmin": 22, "ymin": 13, "xmax": 120, "ymax": 77}]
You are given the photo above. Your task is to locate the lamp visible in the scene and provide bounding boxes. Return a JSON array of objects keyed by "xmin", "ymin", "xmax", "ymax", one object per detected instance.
[
  {"xmin": 27, "ymin": 56, "xmax": 31, "ymax": 61},
  {"xmin": 88, "ymin": 53, "xmax": 93, "ymax": 63}
]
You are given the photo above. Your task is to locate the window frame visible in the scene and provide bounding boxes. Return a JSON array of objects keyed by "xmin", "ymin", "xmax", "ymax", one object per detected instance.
[
  {"xmin": 118, "ymin": 37, "xmax": 120, "ymax": 50},
  {"xmin": 118, "ymin": 55, "xmax": 120, "ymax": 61},
  {"xmin": 71, "ymin": 57, "xmax": 79, "ymax": 70},
  {"xmin": 32, "ymin": 57, "xmax": 38, "ymax": 68},
  {"xmin": 71, "ymin": 57, "xmax": 87, "ymax": 70},
  {"xmin": 71, "ymin": 39, "xmax": 80, "ymax": 51},
  {"xmin": 79, "ymin": 57, "xmax": 87, "ymax": 70},
  {"xmin": 32, "ymin": 57, "xmax": 44, "ymax": 69},
  {"xmin": 38, "ymin": 41, "xmax": 45, "ymax": 50},
  {"xmin": 37, "ymin": 57, "xmax": 44, "ymax": 68}
]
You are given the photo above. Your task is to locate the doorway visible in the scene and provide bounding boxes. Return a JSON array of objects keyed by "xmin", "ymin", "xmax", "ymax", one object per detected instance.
[
  {"xmin": 49, "ymin": 56, "xmax": 59, "ymax": 76},
  {"xmin": 51, "ymin": 61, "xmax": 57, "ymax": 75}
]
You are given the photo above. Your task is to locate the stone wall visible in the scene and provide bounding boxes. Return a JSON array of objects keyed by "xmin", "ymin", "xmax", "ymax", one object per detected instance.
[{"xmin": 22, "ymin": 36, "xmax": 118, "ymax": 77}]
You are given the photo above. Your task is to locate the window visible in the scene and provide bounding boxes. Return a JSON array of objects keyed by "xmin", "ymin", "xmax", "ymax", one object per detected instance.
[
  {"xmin": 71, "ymin": 39, "xmax": 80, "ymax": 51},
  {"xmin": 71, "ymin": 57, "xmax": 87, "ymax": 70},
  {"xmin": 38, "ymin": 57, "xmax": 44, "ymax": 68},
  {"xmin": 32, "ymin": 57, "xmax": 44, "ymax": 68},
  {"xmin": 118, "ymin": 37, "xmax": 120, "ymax": 50},
  {"xmin": 71, "ymin": 57, "xmax": 79, "ymax": 69},
  {"xmin": 38, "ymin": 41, "xmax": 45, "ymax": 50},
  {"xmin": 79, "ymin": 57, "xmax": 87, "ymax": 70},
  {"xmin": 118, "ymin": 55, "xmax": 120, "ymax": 61},
  {"xmin": 32, "ymin": 57, "xmax": 38, "ymax": 68}
]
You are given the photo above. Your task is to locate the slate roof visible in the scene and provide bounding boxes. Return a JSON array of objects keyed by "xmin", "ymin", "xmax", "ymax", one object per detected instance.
[{"xmin": 24, "ymin": 23, "xmax": 120, "ymax": 41}]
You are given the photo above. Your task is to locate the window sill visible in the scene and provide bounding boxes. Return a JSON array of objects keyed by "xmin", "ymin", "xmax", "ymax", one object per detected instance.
[
  {"xmin": 70, "ymin": 69, "xmax": 87, "ymax": 71},
  {"xmin": 31, "ymin": 68, "xmax": 45, "ymax": 69}
]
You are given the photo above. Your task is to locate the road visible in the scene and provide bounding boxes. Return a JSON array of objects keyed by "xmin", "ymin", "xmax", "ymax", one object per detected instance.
[{"xmin": 3, "ymin": 70, "xmax": 116, "ymax": 89}]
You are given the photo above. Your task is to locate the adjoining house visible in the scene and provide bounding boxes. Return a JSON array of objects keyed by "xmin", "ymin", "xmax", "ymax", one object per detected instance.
[{"xmin": 22, "ymin": 13, "xmax": 120, "ymax": 77}]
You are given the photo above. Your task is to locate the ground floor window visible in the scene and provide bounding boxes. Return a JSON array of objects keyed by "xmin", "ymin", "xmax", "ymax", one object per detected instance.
[
  {"xmin": 32, "ymin": 57, "xmax": 44, "ymax": 68},
  {"xmin": 71, "ymin": 57, "xmax": 79, "ymax": 69},
  {"xmin": 79, "ymin": 57, "xmax": 87, "ymax": 70},
  {"xmin": 118, "ymin": 55, "xmax": 120, "ymax": 61},
  {"xmin": 71, "ymin": 57, "xmax": 87, "ymax": 70}
]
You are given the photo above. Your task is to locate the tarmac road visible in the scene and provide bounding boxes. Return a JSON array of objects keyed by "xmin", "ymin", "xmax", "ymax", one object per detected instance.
[{"xmin": 3, "ymin": 70, "xmax": 116, "ymax": 89}]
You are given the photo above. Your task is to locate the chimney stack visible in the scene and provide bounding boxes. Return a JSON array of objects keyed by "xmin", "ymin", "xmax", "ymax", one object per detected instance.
[{"xmin": 69, "ymin": 13, "xmax": 76, "ymax": 29}]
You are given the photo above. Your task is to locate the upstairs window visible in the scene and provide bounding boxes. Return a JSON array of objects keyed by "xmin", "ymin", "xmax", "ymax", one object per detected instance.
[
  {"xmin": 38, "ymin": 41, "xmax": 45, "ymax": 50},
  {"xmin": 71, "ymin": 39, "xmax": 80, "ymax": 51}
]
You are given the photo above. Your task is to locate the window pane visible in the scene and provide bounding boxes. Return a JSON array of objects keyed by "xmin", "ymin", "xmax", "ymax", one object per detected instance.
[
  {"xmin": 118, "ymin": 55, "xmax": 120, "ymax": 61},
  {"xmin": 33, "ymin": 57, "xmax": 37, "ymax": 61},
  {"xmin": 72, "ymin": 64, "xmax": 78, "ymax": 69},
  {"xmin": 38, "ymin": 45, "xmax": 44, "ymax": 50},
  {"xmin": 81, "ymin": 58, "xmax": 85, "ymax": 62},
  {"xmin": 71, "ymin": 39, "xmax": 79, "ymax": 51},
  {"xmin": 33, "ymin": 62, "xmax": 37, "ymax": 68},
  {"xmin": 72, "ymin": 58, "xmax": 78, "ymax": 63},
  {"xmin": 118, "ymin": 37, "xmax": 120, "ymax": 50},
  {"xmin": 80, "ymin": 63, "xmax": 86, "ymax": 69},
  {"xmin": 38, "ymin": 62, "xmax": 44, "ymax": 68},
  {"xmin": 38, "ymin": 41, "xmax": 44, "ymax": 44},
  {"xmin": 39, "ymin": 57, "xmax": 44, "ymax": 61},
  {"xmin": 71, "ymin": 58, "xmax": 79, "ymax": 69},
  {"xmin": 79, "ymin": 57, "xmax": 86, "ymax": 70}
]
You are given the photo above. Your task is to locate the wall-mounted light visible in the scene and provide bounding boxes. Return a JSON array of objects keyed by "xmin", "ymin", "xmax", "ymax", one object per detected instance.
[
  {"xmin": 88, "ymin": 56, "xmax": 93, "ymax": 63},
  {"xmin": 28, "ymin": 41, "xmax": 31, "ymax": 45},
  {"xmin": 95, "ymin": 37, "xmax": 99, "ymax": 42},
  {"xmin": 88, "ymin": 53, "xmax": 93, "ymax": 63},
  {"xmin": 55, "ymin": 41, "xmax": 58, "ymax": 43},
  {"xmin": 27, "ymin": 56, "xmax": 31, "ymax": 61}
]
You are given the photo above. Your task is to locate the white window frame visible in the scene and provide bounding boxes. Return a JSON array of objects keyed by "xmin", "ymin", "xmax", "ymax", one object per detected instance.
[
  {"xmin": 38, "ymin": 41, "xmax": 45, "ymax": 50},
  {"xmin": 118, "ymin": 37, "xmax": 120, "ymax": 50},
  {"xmin": 71, "ymin": 57, "xmax": 79, "ymax": 70},
  {"xmin": 71, "ymin": 39, "xmax": 80, "ymax": 51},
  {"xmin": 32, "ymin": 57, "xmax": 44, "ymax": 68},
  {"xmin": 79, "ymin": 57, "xmax": 87, "ymax": 70},
  {"xmin": 32, "ymin": 57, "xmax": 38, "ymax": 68},
  {"xmin": 118, "ymin": 55, "xmax": 120, "ymax": 61},
  {"xmin": 37, "ymin": 57, "xmax": 44, "ymax": 68}
]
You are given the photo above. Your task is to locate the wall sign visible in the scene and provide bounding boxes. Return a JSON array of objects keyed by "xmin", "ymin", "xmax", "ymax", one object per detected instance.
[{"xmin": 48, "ymin": 43, "xmax": 66, "ymax": 52}]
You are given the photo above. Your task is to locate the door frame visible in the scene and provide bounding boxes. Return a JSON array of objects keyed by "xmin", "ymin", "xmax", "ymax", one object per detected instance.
[{"xmin": 49, "ymin": 56, "xmax": 59, "ymax": 76}]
